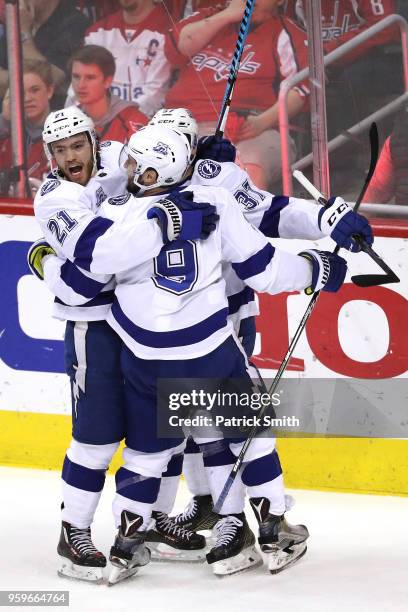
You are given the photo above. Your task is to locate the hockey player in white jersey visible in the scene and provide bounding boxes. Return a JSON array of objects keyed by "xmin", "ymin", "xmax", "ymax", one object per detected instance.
[
  {"xmin": 29, "ymin": 108, "xmax": 218, "ymax": 583},
  {"xmin": 87, "ymin": 124, "xmax": 350, "ymax": 584},
  {"xmin": 145, "ymin": 108, "xmax": 374, "ymax": 574},
  {"xmin": 31, "ymin": 109, "xmax": 372, "ymax": 580}
]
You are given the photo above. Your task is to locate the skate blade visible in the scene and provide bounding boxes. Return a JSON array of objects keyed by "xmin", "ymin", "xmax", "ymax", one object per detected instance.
[
  {"xmin": 57, "ymin": 558, "xmax": 104, "ymax": 584},
  {"xmin": 264, "ymin": 542, "xmax": 307, "ymax": 574},
  {"xmin": 149, "ymin": 542, "xmax": 206, "ymax": 563},
  {"xmin": 108, "ymin": 564, "xmax": 140, "ymax": 586},
  {"xmin": 212, "ymin": 546, "xmax": 263, "ymax": 577}
]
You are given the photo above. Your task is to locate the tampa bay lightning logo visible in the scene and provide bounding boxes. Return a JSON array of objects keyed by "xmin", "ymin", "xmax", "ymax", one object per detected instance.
[
  {"xmin": 108, "ymin": 193, "xmax": 131, "ymax": 206},
  {"xmin": 99, "ymin": 140, "xmax": 112, "ymax": 148},
  {"xmin": 153, "ymin": 141, "xmax": 170, "ymax": 155},
  {"xmin": 40, "ymin": 179, "xmax": 60, "ymax": 196},
  {"xmin": 197, "ymin": 160, "xmax": 221, "ymax": 179}
]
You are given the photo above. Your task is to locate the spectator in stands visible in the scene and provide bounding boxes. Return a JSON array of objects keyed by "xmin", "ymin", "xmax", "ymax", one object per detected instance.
[
  {"xmin": 285, "ymin": 1, "xmax": 400, "ymax": 126},
  {"xmin": 0, "ymin": 0, "xmax": 89, "ymax": 104},
  {"xmin": 0, "ymin": 59, "xmax": 54, "ymax": 195},
  {"xmin": 68, "ymin": 45, "xmax": 147, "ymax": 142},
  {"xmin": 285, "ymin": 0, "xmax": 398, "ymax": 64},
  {"xmin": 84, "ymin": 0, "xmax": 176, "ymax": 116},
  {"xmin": 363, "ymin": 105, "xmax": 408, "ymax": 204},
  {"xmin": 164, "ymin": 0, "xmax": 309, "ymax": 189}
]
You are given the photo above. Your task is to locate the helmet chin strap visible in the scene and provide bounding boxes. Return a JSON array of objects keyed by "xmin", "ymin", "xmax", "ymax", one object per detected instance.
[{"xmin": 131, "ymin": 162, "xmax": 193, "ymax": 196}]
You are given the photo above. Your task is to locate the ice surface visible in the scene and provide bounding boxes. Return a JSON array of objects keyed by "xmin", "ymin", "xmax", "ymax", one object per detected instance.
[{"xmin": 1, "ymin": 466, "xmax": 407, "ymax": 612}]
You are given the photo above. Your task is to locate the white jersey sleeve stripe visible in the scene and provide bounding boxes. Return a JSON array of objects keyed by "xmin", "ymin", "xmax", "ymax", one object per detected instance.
[
  {"xmin": 60, "ymin": 260, "xmax": 107, "ymax": 299},
  {"xmin": 258, "ymin": 196, "xmax": 290, "ymax": 237},
  {"xmin": 111, "ymin": 299, "xmax": 229, "ymax": 349},
  {"xmin": 231, "ymin": 243, "xmax": 275, "ymax": 280},
  {"xmin": 55, "ymin": 290, "xmax": 114, "ymax": 309},
  {"xmin": 227, "ymin": 286, "xmax": 255, "ymax": 315},
  {"xmin": 72, "ymin": 216, "xmax": 114, "ymax": 271}
]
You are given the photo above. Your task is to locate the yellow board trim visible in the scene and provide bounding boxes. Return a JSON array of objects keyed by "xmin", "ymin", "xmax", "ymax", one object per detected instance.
[{"xmin": 1, "ymin": 410, "xmax": 407, "ymax": 495}]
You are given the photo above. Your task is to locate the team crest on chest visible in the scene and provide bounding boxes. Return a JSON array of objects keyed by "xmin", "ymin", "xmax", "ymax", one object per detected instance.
[
  {"xmin": 197, "ymin": 160, "xmax": 221, "ymax": 179},
  {"xmin": 108, "ymin": 193, "xmax": 131, "ymax": 206},
  {"xmin": 40, "ymin": 179, "xmax": 61, "ymax": 196}
]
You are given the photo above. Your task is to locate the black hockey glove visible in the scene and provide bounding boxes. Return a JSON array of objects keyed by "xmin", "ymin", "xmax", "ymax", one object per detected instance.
[{"xmin": 196, "ymin": 135, "xmax": 236, "ymax": 163}]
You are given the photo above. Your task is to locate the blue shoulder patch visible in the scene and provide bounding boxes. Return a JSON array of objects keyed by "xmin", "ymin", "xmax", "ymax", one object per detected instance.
[
  {"xmin": 108, "ymin": 193, "xmax": 131, "ymax": 206},
  {"xmin": 197, "ymin": 160, "xmax": 222, "ymax": 180},
  {"xmin": 40, "ymin": 179, "xmax": 61, "ymax": 196},
  {"xmin": 100, "ymin": 140, "xmax": 112, "ymax": 148}
]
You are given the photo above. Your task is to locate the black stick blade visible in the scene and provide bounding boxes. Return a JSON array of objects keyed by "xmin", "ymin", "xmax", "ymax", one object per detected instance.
[{"xmin": 351, "ymin": 272, "xmax": 400, "ymax": 287}]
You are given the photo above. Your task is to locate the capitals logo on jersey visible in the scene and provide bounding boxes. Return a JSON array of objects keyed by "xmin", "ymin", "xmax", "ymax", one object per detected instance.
[
  {"xmin": 40, "ymin": 179, "xmax": 61, "ymax": 196},
  {"xmin": 197, "ymin": 160, "xmax": 222, "ymax": 180},
  {"xmin": 153, "ymin": 142, "xmax": 170, "ymax": 156},
  {"xmin": 108, "ymin": 193, "xmax": 131, "ymax": 206},
  {"xmin": 192, "ymin": 45, "xmax": 261, "ymax": 82}
]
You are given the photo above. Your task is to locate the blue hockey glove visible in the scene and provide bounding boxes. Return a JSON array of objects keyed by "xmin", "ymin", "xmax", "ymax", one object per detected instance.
[
  {"xmin": 196, "ymin": 135, "xmax": 236, "ymax": 163},
  {"xmin": 318, "ymin": 197, "xmax": 373, "ymax": 252},
  {"xmin": 299, "ymin": 249, "xmax": 347, "ymax": 294},
  {"xmin": 27, "ymin": 239, "xmax": 56, "ymax": 280},
  {"xmin": 147, "ymin": 191, "xmax": 219, "ymax": 243}
]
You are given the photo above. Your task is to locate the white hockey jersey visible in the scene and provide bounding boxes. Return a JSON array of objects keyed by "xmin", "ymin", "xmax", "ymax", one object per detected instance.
[
  {"xmin": 35, "ymin": 141, "xmax": 163, "ymax": 321},
  {"xmin": 105, "ymin": 184, "xmax": 313, "ymax": 360},
  {"xmin": 190, "ymin": 160, "xmax": 325, "ymax": 328},
  {"xmin": 41, "ymin": 157, "xmax": 327, "ymax": 330}
]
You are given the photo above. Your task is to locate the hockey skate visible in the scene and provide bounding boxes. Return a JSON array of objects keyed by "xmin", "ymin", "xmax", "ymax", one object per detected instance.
[
  {"xmin": 250, "ymin": 497, "xmax": 309, "ymax": 574},
  {"xmin": 206, "ymin": 513, "xmax": 263, "ymax": 577},
  {"xmin": 172, "ymin": 494, "xmax": 219, "ymax": 531},
  {"xmin": 57, "ymin": 521, "xmax": 106, "ymax": 584},
  {"xmin": 146, "ymin": 511, "xmax": 207, "ymax": 562},
  {"xmin": 108, "ymin": 511, "xmax": 151, "ymax": 586}
]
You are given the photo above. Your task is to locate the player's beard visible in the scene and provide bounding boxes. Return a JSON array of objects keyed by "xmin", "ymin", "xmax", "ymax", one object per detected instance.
[
  {"xmin": 61, "ymin": 158, "xmax": 94, "ymax": 186},
  {"xmin": 127, "ymin": 178, "xmax": 141, "ymax": 195}
]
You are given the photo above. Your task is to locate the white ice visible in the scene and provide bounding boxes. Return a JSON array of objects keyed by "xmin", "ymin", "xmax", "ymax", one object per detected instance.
[{"xmin": 1, "ymin": 466, "xmax": 407, "ymax": 612}]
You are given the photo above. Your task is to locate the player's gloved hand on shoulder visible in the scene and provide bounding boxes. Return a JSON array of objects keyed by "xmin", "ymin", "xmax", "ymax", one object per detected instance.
[
  {"xmin": 196, "ymin": 135, "xmax": 236, "ymax": 163},
  {"xmin": 299, "ymin": 249, "xmax": 347, "ymax": 294},
  {"xmin": 147, "ymin": 190, "xmax": 219, "ymax": 243},
  {"xmin": 27, "ymin": 238, "xmax": 56, "ymax": 280},
  {"xmin": 318, "ymin": 196, "xmax": 373, "ymax": 252}
]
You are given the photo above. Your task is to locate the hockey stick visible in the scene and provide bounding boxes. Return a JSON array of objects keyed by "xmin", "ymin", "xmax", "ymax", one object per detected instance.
[
  {"xmin": 215, "ymin": 0, "xmax": 256, "ymax": 138},
  {"xmin": 293, "ymin": 158, "xmax": 399, "ymax": 286},
  {"xmin": 213, "ymin": 122, "xmax": 379, "ymax": 514},
  {"xmin": 351, "ymin": 241, "xmax": 400, "ymax": 286}
]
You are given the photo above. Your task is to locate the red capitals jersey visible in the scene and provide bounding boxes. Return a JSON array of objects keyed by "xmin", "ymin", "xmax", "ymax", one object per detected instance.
[
  {"xmin": 0, "ymin": 137, "xmax": 49, "ymax": 182},
  {"xmin": 165, "ymin": 9, "xmax": 309, "ymax": 123},
  {"xmin": 94, "ymin": 106, "xmax": 148, "ymax": 143},
  {"xmin": 285, "ymin": 0, "xmax": 398, "ymax": 62}
]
